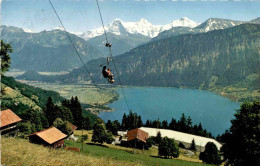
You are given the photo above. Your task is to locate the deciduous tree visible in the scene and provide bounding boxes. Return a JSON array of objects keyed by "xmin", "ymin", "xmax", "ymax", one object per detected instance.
[{"xmin": 158, "ymin": 137, "xmax": 179, "ymax": 158}]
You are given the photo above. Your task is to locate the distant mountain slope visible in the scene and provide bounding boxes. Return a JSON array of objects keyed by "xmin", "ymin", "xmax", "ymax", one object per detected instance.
[
  {"xmin": 87, "ymin": 31, "xmax": 150, "ymax": 56},
  {"xmin": 64, "ymin": 24, "xmax": 260, "ymax": 100},
  {"xmin": 153, "ymin": 18, "xmax": 245, "ymax": 41},
  {"xmin": 250, "ymin": 17, "xmax": 260, "ymax": 24},
  {"xmin": 1, "ymin": 25, "xmax": 103, "ymax": 72},
  {"xmin": 18, "ymin": 24, "xmax": 260, "ymax": 101}
]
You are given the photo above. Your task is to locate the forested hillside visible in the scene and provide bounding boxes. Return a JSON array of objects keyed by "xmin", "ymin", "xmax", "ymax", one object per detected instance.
[
  {"xmin": 1, "ymin": 76, "xmax": 64, "ymax": 111},
  {"xmin": 65, "ymin": 24, "xmax": 260, "ymax": 87}
]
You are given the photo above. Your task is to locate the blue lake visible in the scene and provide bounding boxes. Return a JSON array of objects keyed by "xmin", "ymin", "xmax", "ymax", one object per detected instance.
[{"xmin": 99, "ymin": 87, "xmax": 240, "ymax": 136}]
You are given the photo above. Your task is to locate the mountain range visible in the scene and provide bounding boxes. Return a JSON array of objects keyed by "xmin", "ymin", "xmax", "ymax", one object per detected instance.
[
  {"xmin": 81, "ymin": 17, "xmax": 199, "ymax": 56},
  {"xmin": 81, "ymin": 17, "xmax": 259, "ymax": 56},
  {"xmin": 3, "ymin": 17, "xmax": 260, "ymax": 73},
  {"xmin": 80, "ymin": 17, "xmax": 199, "ymax": 40},
  {"xmin": 1, "ymin": 25, "xmax": 103, "ymax": 72},
  {"xmin": 19, "ymin": 24, "xmax": 260, "ymax": 95},
  {"xmin": 152, "ymin": 18, "xmax": 260, "ymax": 41}
]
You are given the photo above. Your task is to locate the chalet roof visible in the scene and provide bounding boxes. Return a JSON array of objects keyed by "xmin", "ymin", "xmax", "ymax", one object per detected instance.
[
  {"xmin": 127, "ymin": 128, "xmax": 149, "ymax": 143},
  {"xmin": 1, "ymin": 109, "xmax": 22, "ymax": 128},
  {"xmin": 30, "ymin": 127, "xmax": 67, "ymax": 144},
  {"xmin": 67, "ymin": 122, "xmax": 77, "ymax": 131}
]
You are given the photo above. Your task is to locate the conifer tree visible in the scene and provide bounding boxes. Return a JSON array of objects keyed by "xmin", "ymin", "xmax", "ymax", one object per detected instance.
[
  {"xmin": 189, "ymin": 139, "xmax": 197, "ymax": 151},
  {"xmin": 0, "ymin": 40, "xmax": 12, "ymax": 75},
  {"xmin": 45, "ymin": 97, "xmax": 55, "ymax": 125},
  {"xmin": 162, "ymin": 120, "xmax": 168, "ymax": 129},
  {"xmin": 121, "ymin": 113, "xmax": 127, "ymax": 130},
  {"xmin": 137, "ymin": 115, "xmax": 143, "ymax": 128},
  {"xmin": 155, "ymin": 131, "xmax": 162, "ymax": 145}
]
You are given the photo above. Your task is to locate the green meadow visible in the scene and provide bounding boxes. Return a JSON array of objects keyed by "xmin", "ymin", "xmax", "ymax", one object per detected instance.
[{"xmin": 26, "ymin": 82, "xmax": 119, "ymax": 105}]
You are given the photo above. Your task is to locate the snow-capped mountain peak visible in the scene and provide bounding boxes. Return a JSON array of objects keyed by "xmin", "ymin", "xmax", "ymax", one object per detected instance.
[
  {"xmin": 80, "ymin": 17, "xmax": 199, "ymax": 40},
  {"xmin": 169, "ymin": 17, "xmax": 199, "ymax": 28},
  {"xmin": 138, "ymin": 18, "xmax": 151, "ymax": 24},
  {"xmin": 108, "ymin": 18, "xmax": 126, "ymax": 35},
  {"xmin": 23, "ymin": 28, "xmax": 36, "ymax": 33},
  {"xmin": 110, "ymin": 18, "xmax": 124, "ymax": 25},
  {"xmin": 196, "ymin": 18, "xmax": 243, "ymax": 32}
]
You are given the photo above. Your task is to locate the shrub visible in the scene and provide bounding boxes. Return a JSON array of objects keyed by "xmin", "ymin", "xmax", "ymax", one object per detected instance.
[
  {"xmin": 158, "ymin": 137, "xmax": 179, "ymax": 159},
  {"xmin": 199, "ymin": 142, "xmax": 222, "ymax": 165},
  {"xmin": 178, "ymin": 142, "xmax": 186, "ymax": 149}
]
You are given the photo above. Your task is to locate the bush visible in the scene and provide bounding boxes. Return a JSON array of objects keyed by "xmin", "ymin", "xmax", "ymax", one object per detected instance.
[
  {"xmin": 91, "ymin": 119, "xmax": 114, "ymax": 144},
  {"xmin": 53, "ymin": 118, "xmax": 72, "ymax": 135},
  {"xmin": 199, "ymin": 142, "xmax": 222, "ymax": 165},
  {"xmin": 178, "ymin": 142, "xmax": 186, "ymax": 149},
  {"xmin": 106, "ymin": 131, "xmax": 114, "ymax": 144},
  {"xmin": 158, "ymin": 137, "xmax": 179, "ymax": 158},
  {"xmin": 146, "ymin": 138, "xmax": 154, "ymax": 149}
]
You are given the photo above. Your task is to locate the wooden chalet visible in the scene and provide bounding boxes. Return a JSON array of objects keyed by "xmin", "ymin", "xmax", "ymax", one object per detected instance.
[
  {"xmin": 127, "ymin": 128, "xmax": 149, "ymax": 149},
  {"xmin": 29, "ymin": 127, "xmax": 67, "ymax": 148},
  {"xmin": 67, "ymin": 122, "xmax": 77, "ymax": 135},
  {"xmin": 66, "ymin": 122, "xmax": 78, "ymax": 141},
  {"xmin": 0, "ymin": 109, "xmax": 22, "ymax": 136}
]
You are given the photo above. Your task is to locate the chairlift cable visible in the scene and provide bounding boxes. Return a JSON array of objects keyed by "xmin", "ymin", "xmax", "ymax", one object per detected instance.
[
  {"xmin": 95, "ymin": 0, "xmax": 131, "ymax": 112},
  {"xmin": 49, "ymin": 0, "xmax": 107, "ymax": 105}
]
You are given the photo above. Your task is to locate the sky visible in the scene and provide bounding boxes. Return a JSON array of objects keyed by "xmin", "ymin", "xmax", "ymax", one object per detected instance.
[{"xmin": 1, "ymin": 0, "xmax": 260, "ymax": 33}]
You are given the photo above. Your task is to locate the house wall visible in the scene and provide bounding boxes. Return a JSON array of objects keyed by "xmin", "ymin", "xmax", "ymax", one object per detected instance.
[
  {"xmin": 52, "ymin": 139, "xmax": 65, "ymax": 148},
  {"xmin": 29, "ymin": 135, "xmax": 49, "ymax": 146},
  {"xmin": 30, "ymin": 135, "xmax": 65, "ymax": 148},
  {"xmin": 0, "ymin": 122, "xmax": 19, "ymax": 137}
]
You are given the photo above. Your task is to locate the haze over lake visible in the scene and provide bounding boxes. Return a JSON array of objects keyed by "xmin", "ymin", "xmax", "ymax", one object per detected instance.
[{"xmin": 99, "ymin": 87, "xmax": 240, "ymax": 136}]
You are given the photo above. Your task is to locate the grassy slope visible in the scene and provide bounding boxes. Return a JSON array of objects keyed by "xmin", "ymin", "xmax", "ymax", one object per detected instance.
[
  {"xmin": 73, "ymin": 130, "xmax": 209, "ymax": 166},
  {"xmin": 1, "ymin": 83, "xmax": 41, "ymax": 110},
  {"xmin": 1, "ymin": 137, "xmax": 139, "ymax": 166},
  {"xmin": 1, "ymin": 76, "xmax": 65, "ymax": 107},
  {"xmin": 1, "ymin": 137, "xmax": 208, "ymax": 166}
]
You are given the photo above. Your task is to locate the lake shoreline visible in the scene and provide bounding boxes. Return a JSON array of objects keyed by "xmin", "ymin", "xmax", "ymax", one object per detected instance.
[{"xmin": 99, "ymin": 86, "xmax": 240, "ymax": 136}]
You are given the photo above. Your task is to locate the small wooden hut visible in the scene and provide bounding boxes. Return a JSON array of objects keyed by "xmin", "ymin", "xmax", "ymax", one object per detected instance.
[
  {"xmin": 29, "ymin": 127, "xmax": 67, "ymax": 148},
  {"xmin": 0, "ymin": 109, "xmax": 22, "ymax": 136}
]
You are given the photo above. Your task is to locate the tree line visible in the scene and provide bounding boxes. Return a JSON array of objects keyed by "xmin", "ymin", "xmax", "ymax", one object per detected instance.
[
  {"xmin": 105, "ymin": 110, "xmax": 213, "ymax": 139},
  {"xmin": 18, "ymin": 96, "xmax": 93, "ymax": 136}
]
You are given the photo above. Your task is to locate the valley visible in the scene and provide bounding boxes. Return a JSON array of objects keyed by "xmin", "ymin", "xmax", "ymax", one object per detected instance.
[
  {"xmin": 22, "ymin": 81, "xmax": 119, "ymax": 111},
  {"xmin": 1, "ymin": 1, "xmax": 259, "ymax": 165}
]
